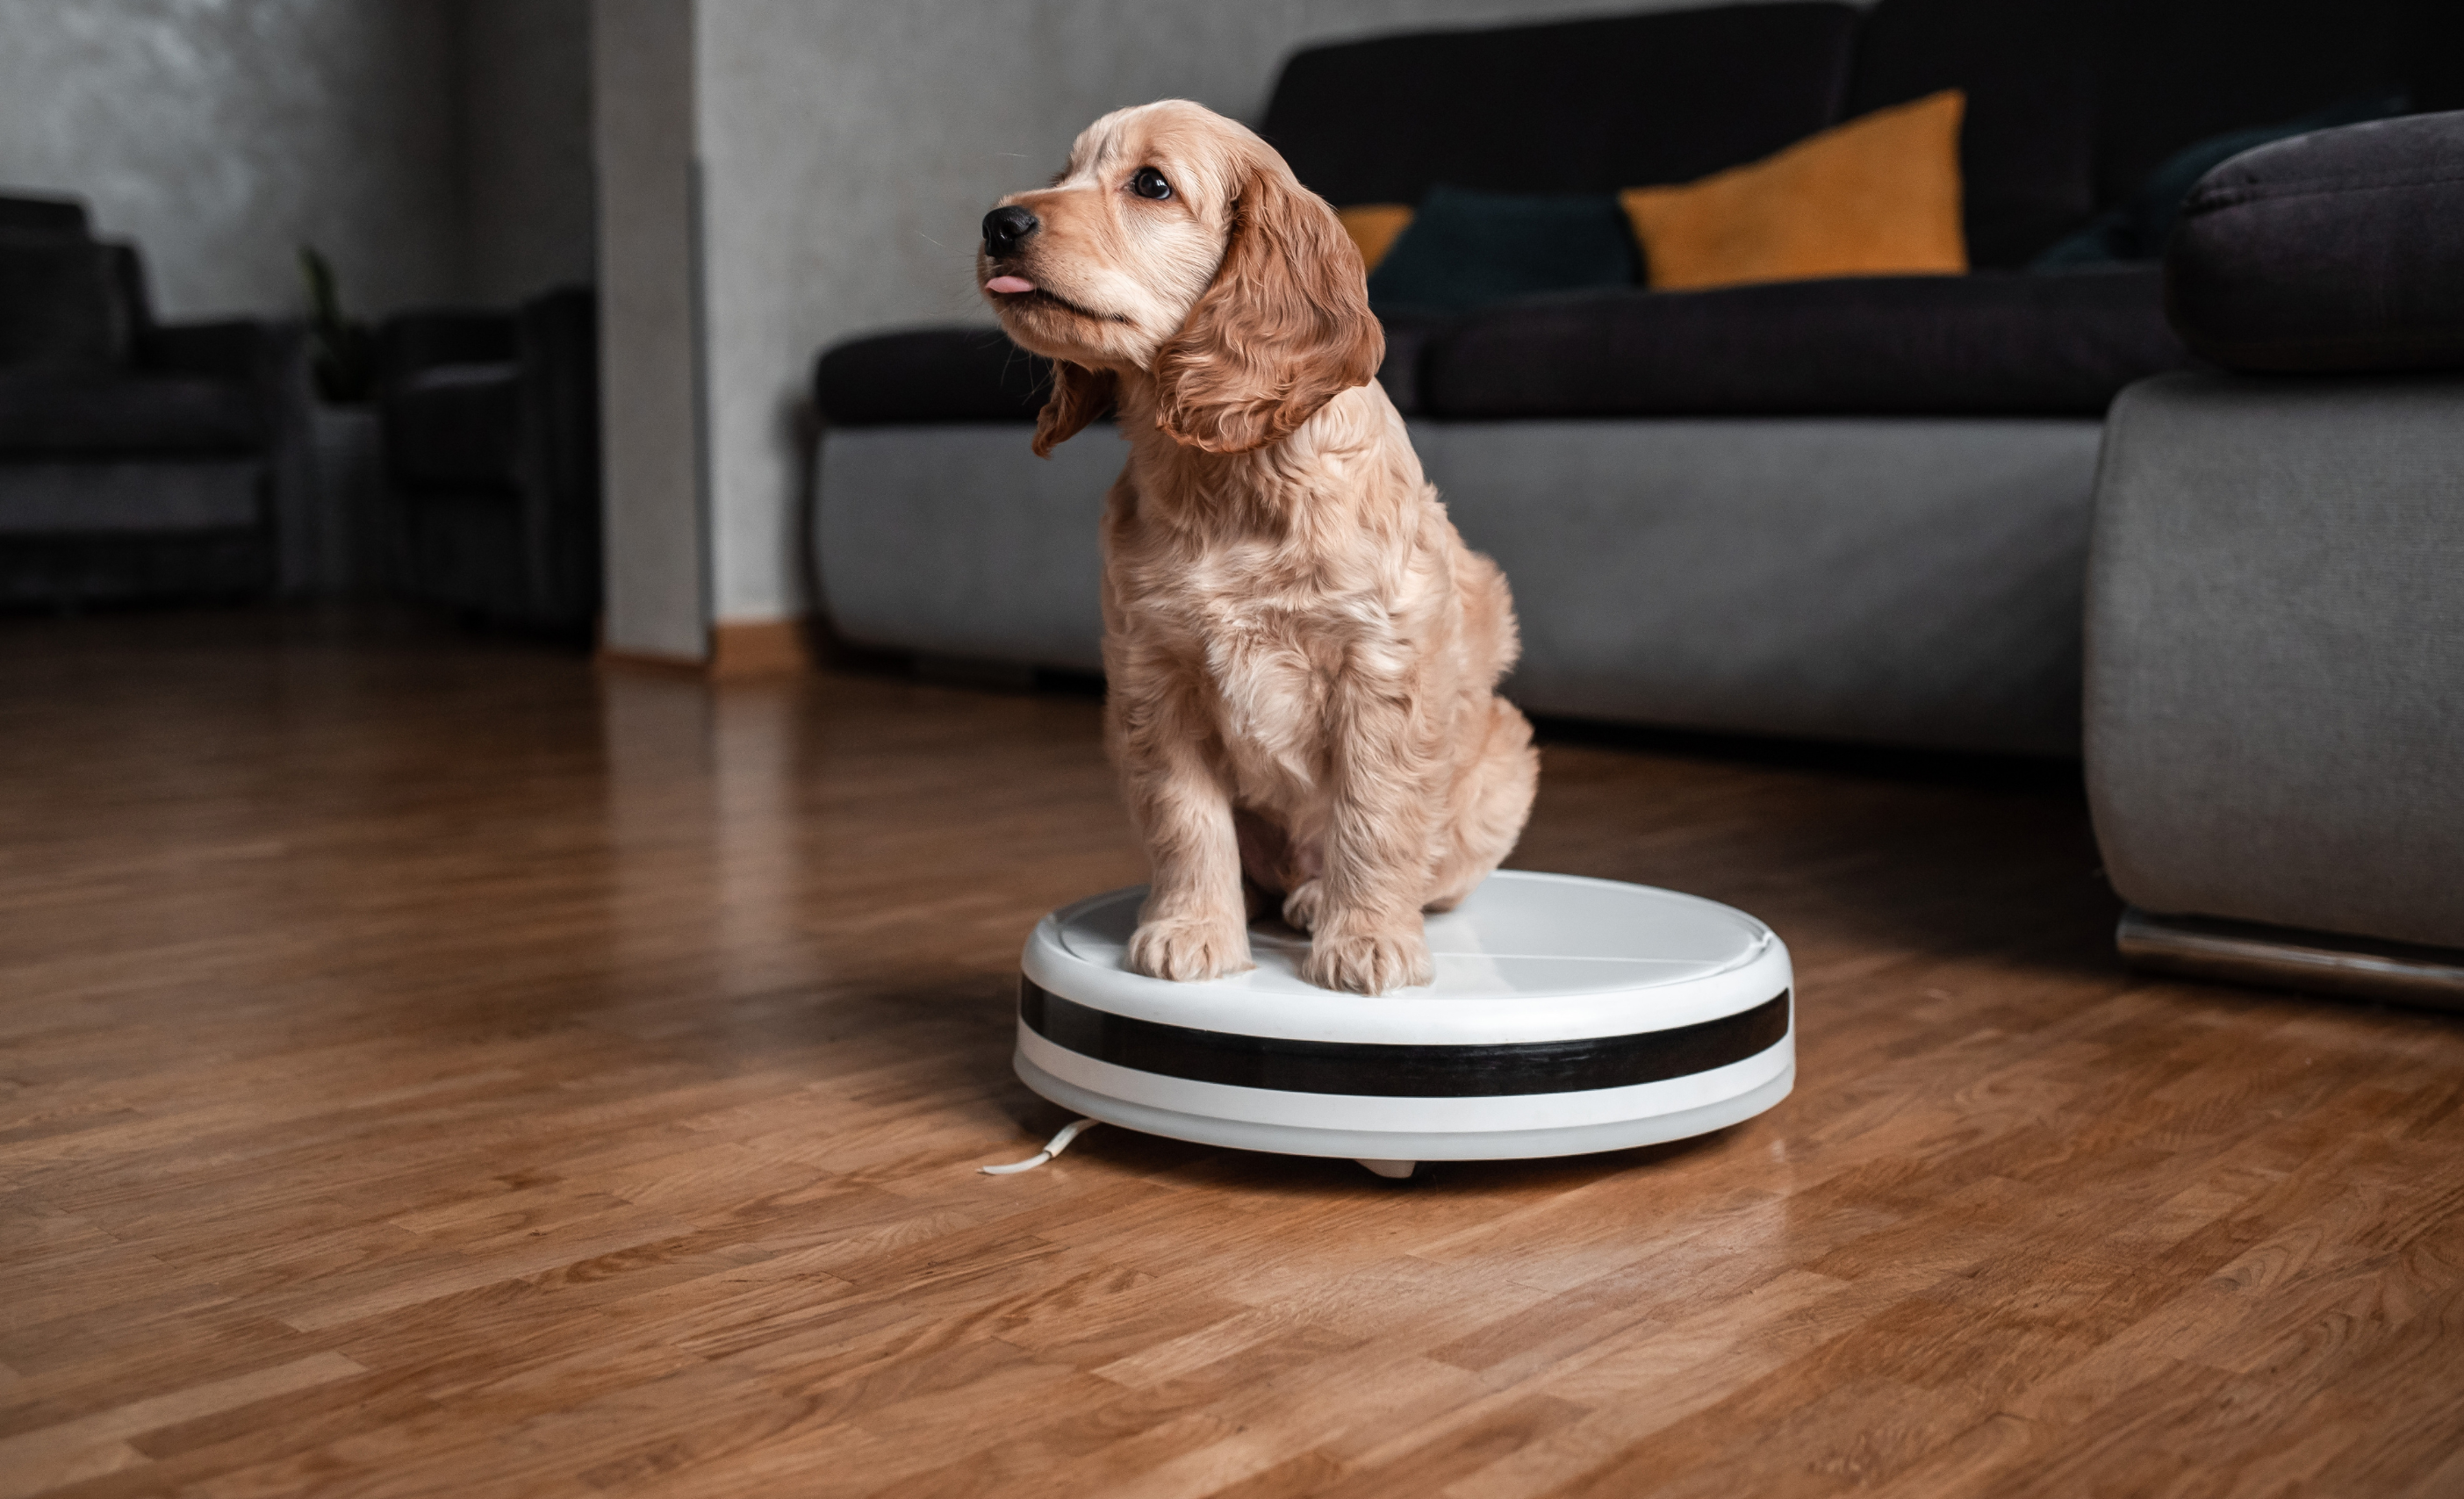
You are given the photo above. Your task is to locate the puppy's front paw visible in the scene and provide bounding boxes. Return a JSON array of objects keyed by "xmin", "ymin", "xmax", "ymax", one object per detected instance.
[
  {"xmin": 1280, "ymin": 879, "xmax": 1325, "ymax": 932},
  {"xmin": 1304, "ymin": 929, "xmax": 1434, "ymax": 995},
  {"xmin": 1126, "ymin": 917, "xmax": 1254, "ymax": 982}
]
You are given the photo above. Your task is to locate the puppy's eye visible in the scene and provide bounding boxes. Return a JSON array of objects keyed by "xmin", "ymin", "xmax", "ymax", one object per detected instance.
[{"xmin": 1130, "ymin": 167, "xmax": 1173, "ymax": 201}]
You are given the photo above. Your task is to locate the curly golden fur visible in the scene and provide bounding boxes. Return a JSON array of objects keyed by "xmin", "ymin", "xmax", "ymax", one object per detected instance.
[{"xmin": 981, "ymin": 100, "xmax": 1537, "ymax": 994}]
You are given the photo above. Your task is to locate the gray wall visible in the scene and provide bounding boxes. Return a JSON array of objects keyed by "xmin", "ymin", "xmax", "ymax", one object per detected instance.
[
  {"xmin": 0, "ymin": 0, "xmax": 463, "ymax": 319},
  {"xmin": 686, "ymin": 0, "xmax": 1701, "ymax": 632},
  {"xmin": 0, "ymin": 0, "xmax": 594, "ymax": 320}
]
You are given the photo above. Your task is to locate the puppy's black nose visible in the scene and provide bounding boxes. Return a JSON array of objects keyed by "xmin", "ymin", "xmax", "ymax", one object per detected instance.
[{"xmin": 981, "ymin": 205, "xmax": 1038, "ymax": 257}]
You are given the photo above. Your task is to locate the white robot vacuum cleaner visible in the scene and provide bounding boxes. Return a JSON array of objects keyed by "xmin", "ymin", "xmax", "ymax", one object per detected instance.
[{"xmin": 1010, "ymin": 871, "xmax": 1793, "ymax": 1178}]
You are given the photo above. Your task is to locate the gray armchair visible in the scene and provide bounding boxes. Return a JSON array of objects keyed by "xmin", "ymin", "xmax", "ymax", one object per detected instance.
[
  {"xmin": 2084, "ymin": 112, "xmax": 2464, "ymax": 1006},
  {"xmin": 373, "ymin": 287, "xmax": 600, "ymax": 637},
  {"xmin": 0, "ymin": 193, "xmax": 313, "ymax": 606}
]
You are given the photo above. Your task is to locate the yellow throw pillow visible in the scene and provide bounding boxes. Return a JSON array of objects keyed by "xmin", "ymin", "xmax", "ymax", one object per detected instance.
[
  {"xmin": 1338, "ymin": 203, "xmax": 1414, "ymax": 272},
  {"xmin": 1620, "ymin": 90, "xmax": 1968, "ymax": 292}
]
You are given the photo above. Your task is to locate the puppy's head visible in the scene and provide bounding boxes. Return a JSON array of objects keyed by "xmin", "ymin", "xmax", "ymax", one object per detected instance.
[{"xmin": 979, "ymin": 99, "xmax": 1383, "ymax": 457}]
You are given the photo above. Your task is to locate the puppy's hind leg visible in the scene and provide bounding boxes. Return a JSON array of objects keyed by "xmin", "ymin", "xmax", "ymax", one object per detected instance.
[
  {"xmin": 1424, "ymin": 696, "xmax": 1538, "ymax": 913},
  {"xmin": 1246, "ymin": 813, "xmax": 1326, "ymax": 932}
]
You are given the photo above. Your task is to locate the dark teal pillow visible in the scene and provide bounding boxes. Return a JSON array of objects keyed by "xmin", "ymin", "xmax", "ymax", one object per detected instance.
[
  {"xmin": 2034, "ymin": 90, "xmax": 2409, "ymax": 268},
  {"xmin": 1366, "ymin": 184, "xmax": 1640, "ymax": 314}
]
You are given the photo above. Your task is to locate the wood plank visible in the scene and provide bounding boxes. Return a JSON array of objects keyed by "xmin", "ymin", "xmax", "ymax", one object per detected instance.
[{"xmin": 0, "ymin": 1353, "xmax": 366, "ymax": 1499}]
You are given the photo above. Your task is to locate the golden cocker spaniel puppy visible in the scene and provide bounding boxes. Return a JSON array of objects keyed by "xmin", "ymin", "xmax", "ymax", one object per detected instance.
[{"xmin": 979, "ymin": 99, "xmax": 1537, "ymax": 995}]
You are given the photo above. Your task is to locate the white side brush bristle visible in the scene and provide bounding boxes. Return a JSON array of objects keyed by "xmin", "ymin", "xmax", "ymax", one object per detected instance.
[{"xmin": 979, "ymin": 1117, "xmax": 1100, "ymax": 1175}]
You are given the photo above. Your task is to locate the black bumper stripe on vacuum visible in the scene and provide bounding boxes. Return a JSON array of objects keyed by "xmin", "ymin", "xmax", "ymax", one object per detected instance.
[{"xmin": 1019, "ymin": 979, "xmax": 1790, "ymax": 1098}]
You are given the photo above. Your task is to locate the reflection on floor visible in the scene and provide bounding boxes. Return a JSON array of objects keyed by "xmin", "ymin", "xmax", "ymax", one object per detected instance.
[{"xmin": 4, "ymin": 606, "xmax": 2460, "ymax": 1498}]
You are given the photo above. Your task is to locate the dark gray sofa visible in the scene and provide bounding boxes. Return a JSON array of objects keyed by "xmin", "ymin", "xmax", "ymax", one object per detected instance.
[
  {"xmin": 0, "ymin": 193, "xmax": 313, "ymax": 606},
  {"xmin": 811, "ymin": 0, "xmax": 2452, "ymax": 756}
]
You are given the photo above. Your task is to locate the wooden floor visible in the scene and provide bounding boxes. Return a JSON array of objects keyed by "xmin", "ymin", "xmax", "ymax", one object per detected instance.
[{"xmin": 4, "ymin": 607, "xmax": 2461, "ymax": 1499}]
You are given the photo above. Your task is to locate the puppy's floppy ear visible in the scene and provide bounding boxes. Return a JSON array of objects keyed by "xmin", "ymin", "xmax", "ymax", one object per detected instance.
[
  {"xmin": 1031, "ymin": 359, "xmax": 1117, "ymax": 458},
  {"xmin": 1153, "ymin": 166, "xmax": 1384, "ymax": 454}
]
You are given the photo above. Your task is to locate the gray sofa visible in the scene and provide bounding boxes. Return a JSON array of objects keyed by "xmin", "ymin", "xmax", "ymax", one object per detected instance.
[
  {"xmin": 0, "ymin": 193, "xmax": 314, "ymax": 606},
  {"xmin": 373, "ymin": 289, "xmax": 601, "ymax": 636},
  {"xmin": 813, "ymin": 0, "xmax": 2449, "ymax": 758},
  {"xmin": 2085, "ymin": 111, "xmax": 2464, "ymax": 1004},
  {"xmin": 821, "ymin": 415, "xmax": 2107, "ymax": 754}
]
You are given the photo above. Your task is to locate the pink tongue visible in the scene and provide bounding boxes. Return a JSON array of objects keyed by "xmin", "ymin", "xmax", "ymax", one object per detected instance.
[{"xmin": 984, "ymin": 275, "xmax": 1036, "ymax": 294}]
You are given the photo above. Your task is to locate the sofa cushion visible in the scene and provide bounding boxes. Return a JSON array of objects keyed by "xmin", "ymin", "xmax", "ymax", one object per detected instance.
[
  {"xmin": 390, "ymin": 362, "xmax": 521, "ymax": 490},
  {"xmin": 815, "ymin": 319, "xmax": 1448, "ymax": 425},
  {"xmin": 2092, "ymin": 0, "xmax": 2419, "ymax": 210},
  {"xmin": 1422, "ymin": 267, "xmax": 2189, "ymax": 420},
  {"xmin": 1850, "ymin": 0, "xmax": 2439, "ymax": 267},
  {"xmin": 1620, "ymin": 90, "xmax": 1967, "ymax": 291},
  {"xmin": 1260, "ymin": 4, "xmax": 1860, "ymax": 207},
  {"xmin": 0, "ymin": 369, "xmax": 262, "ymax": 455},
  {"xmin": 2166, "ymin": 112, "xmax": 2464, "ymax": 373},
  {"xmin": 815, "ymin": 327, "xmax": 1062, "ymax": 427},
  {"xmin": 1367, "ymin": 186, "xmax": 1637, "ymax": 313},
  {"xmin": 1339, "ymin": 204, "xmax": 1414, "ymax": 273},
  {"xmin": 1843, "ymin": 0, "xmax": 2100, "ymax": 269},
  {"xmin": 1370, "ymin": 310, "xmax": 1451, "ymax": 417},
  {"xmin": 0, "ymin": 236, "xmax": 139, "ymax": 368},
  {"xmin": 2035, "ymin": 90, "xmax": 2410, "ymax": 268}
]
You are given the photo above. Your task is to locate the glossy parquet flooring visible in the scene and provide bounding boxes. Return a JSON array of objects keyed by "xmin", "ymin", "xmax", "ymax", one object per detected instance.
[{"xmin": 4, "ymin": 608, "xmax": 2460, "ymax": 1499}]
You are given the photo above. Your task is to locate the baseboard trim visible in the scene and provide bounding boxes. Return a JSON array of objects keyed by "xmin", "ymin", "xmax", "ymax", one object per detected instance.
[
  {"xmin": 595, "ymin": 644, "xmax": 707, "ymax": 676},
  {"xmin": 593, "ymin": 617, "xmax": 815, "ymax": 680},
  {"xmin": 708, "ymin": 617, "xmax": 812, "ymax": 679},
  {"xmin": 2117, "ymin": 907, "xmax": 2464, "ymax": 1011}
]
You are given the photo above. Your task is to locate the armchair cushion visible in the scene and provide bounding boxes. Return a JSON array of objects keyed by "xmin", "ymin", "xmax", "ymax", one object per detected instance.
[
  {"xmin": 2166, "ymin": 111, "xmax": 2464, "ymax": 372},
  {"xmin": 377, "ymin": 311, "xmax": 517, "ymax": 377},
  {"xmin": 390, "ymin": 363, "xmax": 521, "ymax": 491}
]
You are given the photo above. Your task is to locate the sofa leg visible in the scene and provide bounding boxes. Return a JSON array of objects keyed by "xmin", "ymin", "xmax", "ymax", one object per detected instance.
[{"xmin": 2117, "ymin": 907, "xmax": 2464, "ymax": 1011}]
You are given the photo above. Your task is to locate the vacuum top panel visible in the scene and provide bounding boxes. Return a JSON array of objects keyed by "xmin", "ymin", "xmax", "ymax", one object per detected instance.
[{"xmin": 1023, "ymin": 871, "xmax": 1787, "ymax": 1045}]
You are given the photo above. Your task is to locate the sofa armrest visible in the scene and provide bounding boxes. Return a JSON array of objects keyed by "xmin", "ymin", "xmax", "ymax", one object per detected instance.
[
  {"xmin": 253, "ymin": 322, "xmax": 320, "ymax": 597},
  {"xmin": 514, "ymin": 286, "xmax": 600, "ymax": 623},
  {"xmin": 515, "ymin": 286, "xmax": 598, "ymax": 511},
  {"xmin": 2084, "ymin": 372, "xmax": 2464, "ymax": 955},
  {"xmin": 2166, "ymin": 111, "xmax": 2464, "ymax": 373}
]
